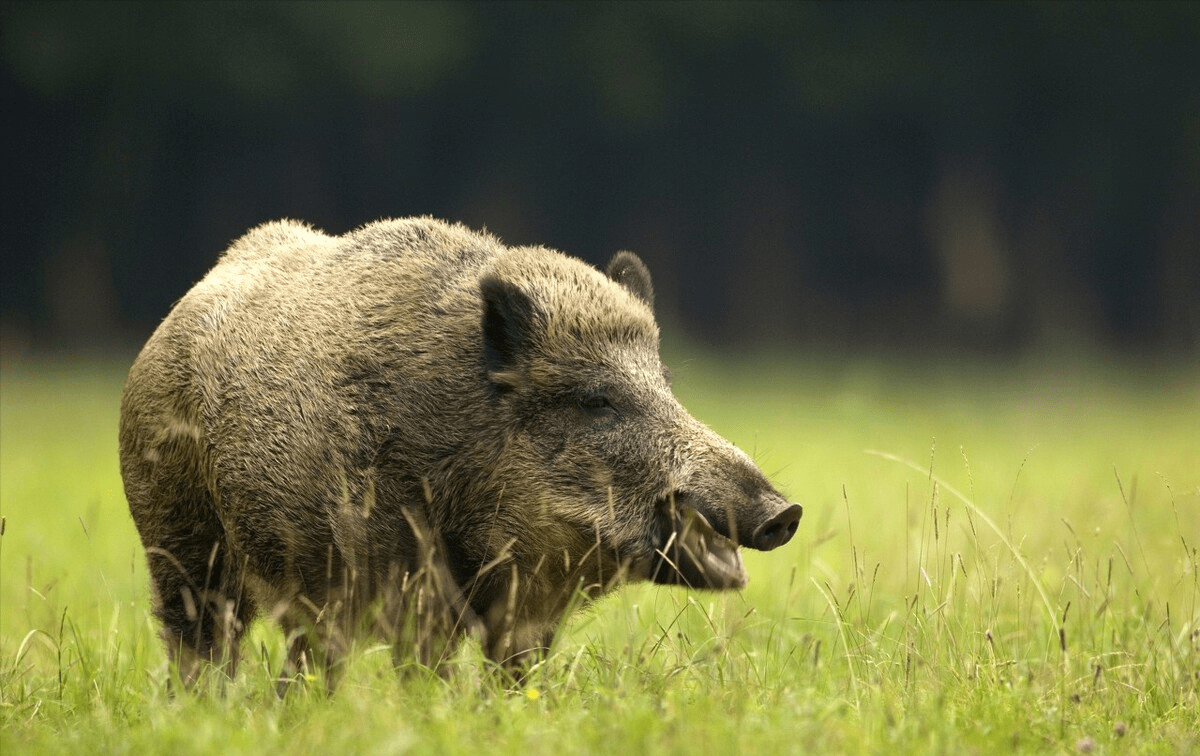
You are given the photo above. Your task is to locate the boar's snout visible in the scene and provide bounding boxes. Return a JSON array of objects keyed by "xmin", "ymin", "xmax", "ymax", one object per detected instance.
[
  {"xmin": 645, "ymin": 490, "xmax": 803, "ymax": 590},
  {"xmin": 748, "ymin": 499, "xmax": 803, "ymax": 551},
  {"xmin": 686, "ymin": 485, "xmax": 803, "ymax": 553}
]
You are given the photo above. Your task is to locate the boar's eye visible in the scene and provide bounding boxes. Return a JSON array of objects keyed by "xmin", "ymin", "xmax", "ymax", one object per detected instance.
[{"xmin": 579, "ymin": 392, "xmax": 618, "ymax": 419}]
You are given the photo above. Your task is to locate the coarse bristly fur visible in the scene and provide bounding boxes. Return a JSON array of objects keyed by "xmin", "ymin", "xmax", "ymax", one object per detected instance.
[{"xmin": 118, "ymin": 216, "xmax": 803, "ymax": 689}]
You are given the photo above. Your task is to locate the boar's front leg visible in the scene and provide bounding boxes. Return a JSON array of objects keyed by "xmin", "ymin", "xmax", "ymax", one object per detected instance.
[
  {"xmin": 377, "ymin": 540, "xmax": 485, "ymax": 677},
  {"xmin": 478, "ymin": 564, "xmax": 560, "ymax": 680}
]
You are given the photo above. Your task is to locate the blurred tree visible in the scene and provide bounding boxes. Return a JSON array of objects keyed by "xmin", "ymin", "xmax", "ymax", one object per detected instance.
[{"xmin": 1, "ymin": 1, "xmax": 1197, "ymax": 354}]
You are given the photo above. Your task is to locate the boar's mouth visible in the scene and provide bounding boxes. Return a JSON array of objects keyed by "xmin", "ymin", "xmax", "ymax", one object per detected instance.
[{"xmin": 647, "ymin": 495, "xmax": 746, "ymax": 590}]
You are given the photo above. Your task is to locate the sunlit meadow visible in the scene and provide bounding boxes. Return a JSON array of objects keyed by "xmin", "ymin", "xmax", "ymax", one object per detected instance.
[{"xmin": 2, "ymin": 350, "xmax": 1196, "ymax": 755}]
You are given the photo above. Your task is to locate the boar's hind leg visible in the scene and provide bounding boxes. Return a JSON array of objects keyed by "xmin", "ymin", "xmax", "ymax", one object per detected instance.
[
  {"xmin": 273, "ymin": 612, "xmax": 350, "ymax": 695},
  {"xmin": 274, "ymin": 619, "xmax": 317, "ymax": 696},
  {"xmin": 144, "ymin": 499, "xmax": 256, "ymax": 686}
]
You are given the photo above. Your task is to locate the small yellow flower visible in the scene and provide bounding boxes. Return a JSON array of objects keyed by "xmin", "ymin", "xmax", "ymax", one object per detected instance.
[{"xmin": 526, "ymin": 688, "xmax": 540, "ymax": 701}]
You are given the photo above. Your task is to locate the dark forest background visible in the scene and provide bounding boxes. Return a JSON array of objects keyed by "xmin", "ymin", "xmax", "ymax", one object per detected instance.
[{"xmin": 3, "ymin": 1, "xmax": 1198, "ymax": 358}]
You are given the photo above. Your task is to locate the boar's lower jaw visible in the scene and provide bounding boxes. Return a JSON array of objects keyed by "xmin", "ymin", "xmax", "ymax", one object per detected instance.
[{"xmin": 648, "ymin": 503, "xmax": 747, "ymax": 590}]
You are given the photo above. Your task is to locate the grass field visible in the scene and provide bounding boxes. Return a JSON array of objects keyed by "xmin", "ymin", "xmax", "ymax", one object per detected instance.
[{"xmin": 2, "ymin": 350, "xmax": 1197, "ymax": 755}]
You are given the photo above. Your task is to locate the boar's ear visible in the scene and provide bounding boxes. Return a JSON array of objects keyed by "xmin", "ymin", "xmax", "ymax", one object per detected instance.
[
  {"xmin": 480, "ymin": 274, "xmax": 538, "ymax": 384},
  {"xmin": 606, "ymin": 251, "xmax": 654, "ymax": 310}
]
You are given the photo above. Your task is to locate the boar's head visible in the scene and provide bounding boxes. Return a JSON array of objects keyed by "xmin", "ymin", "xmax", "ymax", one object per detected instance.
[{"xmin": 478, "ymin": 249, "xmax": 802, "ymax": 592}]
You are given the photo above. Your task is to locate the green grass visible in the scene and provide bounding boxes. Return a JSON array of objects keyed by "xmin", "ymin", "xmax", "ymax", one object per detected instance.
[{"xmin": 2, "ymin": 351, "xmax": 1197, "ymax": 755}]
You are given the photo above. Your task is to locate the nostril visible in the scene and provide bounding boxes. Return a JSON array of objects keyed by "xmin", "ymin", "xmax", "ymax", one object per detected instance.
[
  {"xmin": 762, "ymin": 522, "xmax": 784, "ymax": 541},
  {"xmin": 760, "ymin": 519, "xmax": 797, "ymax": 544},
  {"xmin": 753, "ymin": 503, "xmax": 803, "ymax": 550}
]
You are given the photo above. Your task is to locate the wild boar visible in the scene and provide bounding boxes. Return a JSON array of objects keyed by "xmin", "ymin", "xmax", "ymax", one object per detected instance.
[{"xmin": 118, "ymin": 217, "xmax": 802, "ymax": 686}]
